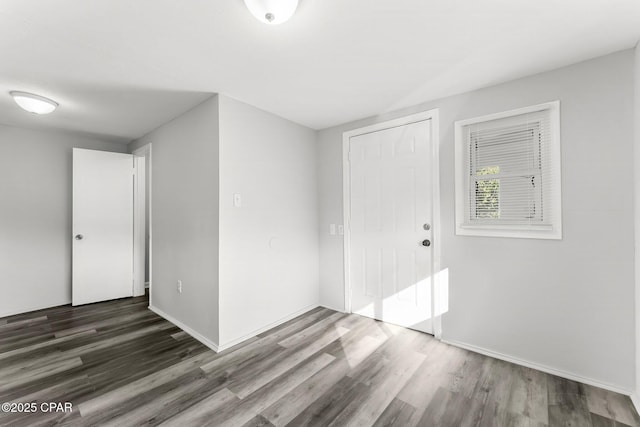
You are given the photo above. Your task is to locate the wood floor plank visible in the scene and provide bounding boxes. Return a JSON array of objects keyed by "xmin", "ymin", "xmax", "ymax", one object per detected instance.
[
  {"xmin": 396, "ymin": 341, "xmax": 460, "ymax": 411},
  {"xmin": 417, "ymin": 387, "xmax": 486, "ymax": 427},
  {"xmin": 586, "ymin": 385, "xmax": 640, "ymax": 427},
  {"xmin": 228, "ymin": 326, "xmax": 348, "ymax": 399},
  {"xmin": 261, "ymin": 334, "xmax": 384, "ymax": 426},
  {"xmin": 548, "ymin": 374, "xmax": 587, "ymax": 398},
  {"xmin": 200, "ymin": 313, "xmax": 344, "ymax": 378},
  {"xmin": 77, "ymin": 349, "xmax": 218, "ymax": 417},
  {"xmin": 256, "ymin": 308, "xmax": 336, "ymax": 342},
  {"xmin": 201, "ymin": 352, "xmax": 335, "ymax": 426},
  {"xmin": 77, "ymin": 338, "xmax": 209, "ymax": 402},
  {"xmin": 322, "ymin": 315, "xmax": 390, "ymax": 360},
  {"xmin": 286, "ymin": 375, "xmax": 369, "ymax": 427},
  {"xmin": 1, "ymin": 294, "xmax": 635, "ymax": 427},
  {"xmin": 157, "ymin": 387, "xmax": 239, "ymax": 427},
  {"xmin": 0, "ymin": 322, "xmax": 171, "ymax": 384},
  {"xmin": 372, "ymin": 398, "xmax": 416, "ymax": 427},
  {"xmin": 549, "ymin": 404, "xmax": 593, "ymax": 427},
  {"xmin": 591, "ymin": 412, "xmax": 634, "ymax": 427},
  {"xmin": 277, "ymin": 312, "xmax": 348, "ymax": 348},
  {"xmin": 0, "ymin": 329, "xmax": 96, "ymax": 362},
  {"xmin": 0, "ymin": 330, "xmax": 55, "ymax": 353},
  {"xmin": 0, "ymin": 356, "xmax": 84, "ymax": 393},
  {"xmin": 548, "ymin": 389, "xmax": 593, "ymax": 427},
  {"xmin": 54, "ymin": 310, "xmax": 155, "ymax": 338},
  {"xmin": 346, "ymin": 328, "xmax": 425, "ymax": 385},
  {"xmin": 242, "ymin": 415, "xmax": 276, "ymax": 427},
  {"xmin": 256, "ymin": 307, "xmax": 329, "ymax": 338},
  {"xmin": 0, "ymin": 315, "xmax": 48, "ymax": 330},
  {"xmin": 331, "ymin": 349, "xmax": 426, "ymax": 427},
  {"xmin": 504, "ymin": 365, "xmax": 549, "ymax": 425},
  {"xmin": 171, "ymin": 330, "xmax": 188, "ymax": 340},
  {"xmin": 94, "ymin": 369, "xmax": 227, "ymax": 427}
]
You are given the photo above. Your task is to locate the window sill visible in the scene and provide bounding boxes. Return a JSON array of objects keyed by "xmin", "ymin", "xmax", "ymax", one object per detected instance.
[
  {"xmin": 460, "ymin": 223, "xmax": 553, "ymax": 231},
  {"xmin": 456, "ymin": 223, "xmax": 561, "ymax": 240}
]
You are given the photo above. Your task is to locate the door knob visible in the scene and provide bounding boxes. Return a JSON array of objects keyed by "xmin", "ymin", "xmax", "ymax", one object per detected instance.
[
  {"xmin": 422, "ymin": 239, "xmax": 431, "ymax": 247},
  {"xmin": 75, "ymin": 234, "xmax": 84, "ymax": 240}
]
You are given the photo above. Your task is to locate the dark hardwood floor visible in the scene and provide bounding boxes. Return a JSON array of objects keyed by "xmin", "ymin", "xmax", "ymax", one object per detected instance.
[{"xmin": 0, "ymin": 294, "xmax": 638, "ymax": 426}]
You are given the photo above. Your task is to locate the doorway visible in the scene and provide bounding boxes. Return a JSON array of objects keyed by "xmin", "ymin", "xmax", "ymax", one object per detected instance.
[
  {"xmin": 132, "ymin": 144, "xmax": 152, "ymax": 302},
  {"xmin": 71, "ymin": 145, "xmax": 151, "ymax": 306},
  {"xmin": 343, "ymin": 110, "xmax": 440, "ymax": 335}
]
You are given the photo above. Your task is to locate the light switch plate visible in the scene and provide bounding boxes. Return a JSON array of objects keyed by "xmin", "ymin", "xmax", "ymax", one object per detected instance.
[
  {"xmin": 338, "ymin": 225, "xmax": 344, "ymax": 235},
  {"xmin": 233, "ymin": 193, "xmax": 242, "ymax": 207},
  {"xmin": 329, "ymin": 224, "xmax": 336, "ymax": 235}
]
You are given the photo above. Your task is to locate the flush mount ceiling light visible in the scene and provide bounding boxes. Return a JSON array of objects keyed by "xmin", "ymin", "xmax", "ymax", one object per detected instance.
[
  {"xmin": 244, "ymin": 0, "xmax": 299, "ymax": 25},
  {"xmin": 10, "ymin": 91, "xmax": 58, "ymax": 114}
]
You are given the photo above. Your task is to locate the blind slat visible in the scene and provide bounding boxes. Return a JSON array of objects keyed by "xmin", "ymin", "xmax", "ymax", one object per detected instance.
[{"xmin": 466, "ymin": 111, "xmax": 551, "ymax": 224}]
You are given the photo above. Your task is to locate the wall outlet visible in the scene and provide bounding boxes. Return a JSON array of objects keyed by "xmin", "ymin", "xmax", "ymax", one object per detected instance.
[{"xmin": 177, "ymin": 280, "xmax": 182, "ymax": 293}]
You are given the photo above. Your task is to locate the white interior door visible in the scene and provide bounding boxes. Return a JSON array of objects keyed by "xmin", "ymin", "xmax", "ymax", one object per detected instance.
[
  {"xmin": 348, "ymin": 120, "xmax": 434, "ymax": 334},
  {"xmin": 72, "ymin": 148, "xmax": 134, "ymax": 306}
]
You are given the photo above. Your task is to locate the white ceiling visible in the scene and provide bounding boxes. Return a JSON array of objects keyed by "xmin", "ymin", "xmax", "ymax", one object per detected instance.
[{"xmin": 0, "ymin": 0, "xmax": 639, "ymax": 142}]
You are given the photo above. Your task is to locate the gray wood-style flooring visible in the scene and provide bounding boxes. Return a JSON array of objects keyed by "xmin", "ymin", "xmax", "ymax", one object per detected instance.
[{"xmin": 1, "ymin": 294, "xmax": 638, "ymax": 426}]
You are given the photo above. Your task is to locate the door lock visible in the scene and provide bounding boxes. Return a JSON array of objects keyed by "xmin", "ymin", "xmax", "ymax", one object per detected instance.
[
  {"xmin": 421, "ymin": 239, "xmax": 431, "ymax": 247},
  {"xmin": 75, "ymin": 234, "xmax": 84, "ymax": 240}
]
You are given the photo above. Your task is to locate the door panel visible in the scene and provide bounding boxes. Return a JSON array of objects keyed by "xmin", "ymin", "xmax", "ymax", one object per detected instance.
[
  {"xmin": 72, "ymin": 148, "xmax": 134, "ymax": 306},
  {"xmin": 349, "ymin": 120, "xmax": 433, "ymax": 334}
]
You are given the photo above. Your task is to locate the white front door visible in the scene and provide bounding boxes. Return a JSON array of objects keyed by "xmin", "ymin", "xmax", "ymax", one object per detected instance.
[
  {"xmin": 348, "ymin": 120, "xmax": 434, "ymax": 334},
  {"xmin": 72, "ymin": 148, "xmax": 134, "ymax": 306}
]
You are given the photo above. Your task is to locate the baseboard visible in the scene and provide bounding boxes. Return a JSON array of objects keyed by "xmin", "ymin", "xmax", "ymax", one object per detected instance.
[
  {"xmin": 149, "ymin": 303, "xmax": 320, "ymax": 354},
  {"xmin": 0, "ymin": 300, "xmax": 71, "ymax": 319},
  {"xmin": 442, "ymin": 338, "xmax": 633, "ymax": 396},
  {"xmin": 217, "ymin": 304, "xmax": 320, "ymax": 352},
  {"xmin": 148, "ymin": 305, "xmax": 219, "ymax": 352},
  {"xmin": 631, "ymin": 393, "xmax": 640, "ymax": 415},
  {"xmin": 319, "ymin": 304, "xmax": 346, "ymax": 313}
]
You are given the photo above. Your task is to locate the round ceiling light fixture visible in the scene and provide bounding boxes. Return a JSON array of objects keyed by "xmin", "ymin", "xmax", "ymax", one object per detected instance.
[
  {"xmin": 10, "ymin": 91, "xmax": 58, "ymax": 115},
  {"xmin": 244, "ymin": 0, "xmax": 299, "ymax": 25}
]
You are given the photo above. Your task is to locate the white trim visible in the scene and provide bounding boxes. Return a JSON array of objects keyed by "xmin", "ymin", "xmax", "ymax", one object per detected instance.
[
  {"xmin": 431, "ymin": 110, "xmax": 442, "ymax": 339},
  {"xmin": 149, "ymin": 304, "xmax": 320, "ymax": 354},
  {"xmin": 132, "ymin": 155, "xmax": 146, "ymax": 297},
  {"xmin": 342, "ymin": 109, "xmax": 441, "ymax": 336},
  {"xmin": 455, "ymin": 101, "xmax": 559, "ymax": 127},
  {"xmin": 217, "ymin": 304, "xmax": 319, "ymax": 351},
  {"xmin": 149, "ymin": 304, "xmax": 220, "ymax": 352},
  {"xmin": 320, "ymin": 304, "xmax": 347, "ymax": 313},
  {"xmin": 459, "ymin": 224, "xmax": 553, "ymax": 231},
  {"xmin": 0, "ymin": 300, "xmax": 70, "ymax": 319},
  {"xmin": 132, "ymin": 143, "xmax": 152, "ymax": 304},
  {"xmin": 443, "ymin": 338, "xmax": 633, "ymax": 396},
  {"xmin": 631, "ymin": 393, "xmax": 640, "ymax": 416},
  {"xmin": 454, "ymin": 101, "xmax": 562, "ymax": 240}
]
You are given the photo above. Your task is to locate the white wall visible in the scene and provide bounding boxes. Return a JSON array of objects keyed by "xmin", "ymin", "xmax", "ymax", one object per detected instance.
[
  {"xmin": 0, "ymin": 125, "xmax": 127, "ymax": 317},
  {"xmin": 317, "ymin": 50, "xmax": 636, "ymax": 391},
  {"xmin": 130, "ymin": 96, "xmax": 220, "ymax": 345},
  {"xmin": 218, "ymin": 95, "xmax": 319, "ymax": 347}
]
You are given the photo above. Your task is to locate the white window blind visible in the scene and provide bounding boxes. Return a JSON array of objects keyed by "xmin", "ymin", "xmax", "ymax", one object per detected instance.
[{"xmin": 455, "ymin": 102, "xmax": 562, "ymax": 239}]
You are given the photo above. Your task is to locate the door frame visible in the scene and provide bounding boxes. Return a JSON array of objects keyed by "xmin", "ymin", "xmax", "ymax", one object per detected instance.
[
  {"xmin": 342, "ymin": 109, "xmax": 442, "ymax": 338},
  {"xmin": 132, "ymin": 143, "xmax": 152, "ymax": 300}
]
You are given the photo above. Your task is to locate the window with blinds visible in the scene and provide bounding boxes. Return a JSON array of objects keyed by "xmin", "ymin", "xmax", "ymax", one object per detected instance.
[{"xmin": 454, "ymin": 102, "xmax": 562, "ymax": 239}]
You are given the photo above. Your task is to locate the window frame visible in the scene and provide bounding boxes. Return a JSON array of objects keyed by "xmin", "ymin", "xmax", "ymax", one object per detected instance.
[{"xmin": 454, "ymin": 101, "xmax": 562, "ymax": 240}]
